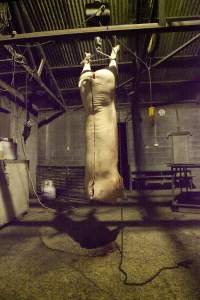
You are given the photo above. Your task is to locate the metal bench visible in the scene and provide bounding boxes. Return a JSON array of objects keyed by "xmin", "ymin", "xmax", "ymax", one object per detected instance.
[{"xmin": 130, "ymin": 170, "xmax": 193, "ymax": 191}]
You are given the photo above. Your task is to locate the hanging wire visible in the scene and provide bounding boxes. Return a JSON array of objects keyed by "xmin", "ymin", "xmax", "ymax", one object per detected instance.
[
  {"xmin": 114, "ymin": 36, "xmax": 154, "ymax": 107},
  {"xmin": 0, "ymin": 55, "xmax": 16, "ymax": 92},
  {"xmin": 115, "ymin": 36, "xmax": 148, "ymax": 70},
  {"xmin": 175, "ymin": 103, "xmax": 180, "ymax": 132},
  {"xmin": 147, "ymin": 65, "xmax": 153, "ymax": 105},
  {"xmin": 25, "ymin": 71, "xmax": 28, "ymax": 115},
  {"xmin": 89, "ymin": 80, "xmax": 96, "ymax": 200}
]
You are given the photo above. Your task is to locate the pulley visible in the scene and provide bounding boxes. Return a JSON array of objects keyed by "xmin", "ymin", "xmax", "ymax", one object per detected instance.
[{"xmin": 85, "ymin": 0, "xmax": 110, "ymax": 26}]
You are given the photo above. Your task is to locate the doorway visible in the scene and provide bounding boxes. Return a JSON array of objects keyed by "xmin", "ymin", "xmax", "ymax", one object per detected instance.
[{"xmin": 118, "ymin": 122, "xmax": 129, "ymax": 189}]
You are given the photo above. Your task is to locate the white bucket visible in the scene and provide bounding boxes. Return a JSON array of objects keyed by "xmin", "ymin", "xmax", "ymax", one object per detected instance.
[{"xmin": 41, "ymin": 180, "xmax": 56, "ymax": 200}]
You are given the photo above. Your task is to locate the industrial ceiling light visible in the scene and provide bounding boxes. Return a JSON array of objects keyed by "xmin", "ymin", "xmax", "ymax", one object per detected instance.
[{"xmin": 158, "ymin": 108, "xmax": 166, "ymax": 117}]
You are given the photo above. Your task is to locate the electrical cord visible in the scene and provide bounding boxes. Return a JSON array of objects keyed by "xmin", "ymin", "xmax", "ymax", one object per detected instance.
[
  {"xmin": 39, "ymin": 231, "xmax": 117, "ymax": 300},
  {"xmin": 117, "ymin": 208, "xmax": 193, "ymax": 286}
]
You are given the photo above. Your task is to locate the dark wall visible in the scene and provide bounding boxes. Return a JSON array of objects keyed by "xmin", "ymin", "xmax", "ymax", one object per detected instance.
[
  {"xmin": 138, "ymin": 103, "xmax": 200, "ymax": 170},
  {"xmin": 38, "ymin": 109, "xmax": 85, "ymax": 166},
  {"xmin": 38, "ymin": 103, "xmax": 200, "ymax": 189}
]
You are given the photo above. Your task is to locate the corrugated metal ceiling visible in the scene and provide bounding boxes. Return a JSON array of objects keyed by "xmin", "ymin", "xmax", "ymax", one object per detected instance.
[
  {"xmin": 15, "ymin": 0, "xmax": 200, "ymax": 67},
  {"xmin": 1, "ymin": 0, "xmax": 200, "ymax": 107}
]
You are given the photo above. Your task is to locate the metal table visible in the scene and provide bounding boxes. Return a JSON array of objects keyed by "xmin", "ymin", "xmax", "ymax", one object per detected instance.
[{"xmin": 168, "ymin": 163, "xmax": 200, "ymax": 210}]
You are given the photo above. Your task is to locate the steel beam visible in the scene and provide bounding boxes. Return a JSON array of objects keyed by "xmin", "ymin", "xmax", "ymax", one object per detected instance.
[
  {"xmin": 0, "ymin": 20, "xmax": 200, "ymax": 45},
  {"xmin": 139, "ymin": 99, "xmax": 198, "ymax": 106},
  {"xmin": 140, "ymin": 79, "xmax": 200, "ymax": 86},
  {"xmin": 60, "ymin": 79, "xmax": 200, "ymax": 94},
  {"xmin": 118, "ymin": 32, "xmax": 200, "ymax": 89},
  {"xmin": 0, "ymin": 55, "xmax": 198, "ymax": 76},
  {"xmin": 50, "ymin": 55, "xmax": 200, "ymax": 72},
  {"xmin": 0, "ymin": 78, "xmax": 37, "ymax": 115},
  {"xmin": 5, "ymin": 45, "xmax": 66, "ymax": 111},
  {"xmin": 17, "ymin": 1, "xmax": 64, "ymax": 109}
]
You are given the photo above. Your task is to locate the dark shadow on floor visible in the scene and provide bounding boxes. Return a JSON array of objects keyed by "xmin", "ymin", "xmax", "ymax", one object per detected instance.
[
  {"xmin": 174, "ymin": 192, "xmax": 200, "ymax": 205},
  {"xmin": 29, "ymin": 197, "xmax": 172, "ymax": 208},
  {"xmin": 11, "ymin": 218, "xmax": 200, "ymax": 228},
  {"xmin": 51, "ymin": 209, "xmax": 122, "ymax": 249}
]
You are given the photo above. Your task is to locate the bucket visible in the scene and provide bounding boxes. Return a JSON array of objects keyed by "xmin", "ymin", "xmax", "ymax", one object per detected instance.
[
  {"xmin": 41, "ymin": 180, "xmax": 56, "ymax": 200},
  {"xmin": 0, "ymin": 138, "xmax": 17, "ymax": 160}
]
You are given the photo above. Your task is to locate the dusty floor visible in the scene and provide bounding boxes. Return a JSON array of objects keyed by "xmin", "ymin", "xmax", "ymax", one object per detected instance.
[{"xmin": 1, "ymin": 191, "xmax": 200, "ymax": 300}]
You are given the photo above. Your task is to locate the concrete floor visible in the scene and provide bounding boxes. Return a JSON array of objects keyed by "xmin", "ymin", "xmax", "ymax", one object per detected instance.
[{"xmin": 1, "ymin": 191, "xmax": 200, "ymax": 300}]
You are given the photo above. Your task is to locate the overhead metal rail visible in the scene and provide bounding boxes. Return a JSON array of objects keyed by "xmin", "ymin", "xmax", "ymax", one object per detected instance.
[{"xmin": 0, "ymin": 19, "xmax": 200, "ymax": 45}]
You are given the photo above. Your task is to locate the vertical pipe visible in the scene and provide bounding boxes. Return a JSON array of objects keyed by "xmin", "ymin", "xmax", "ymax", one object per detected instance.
[{"xmin": 131, "ymin": 0, "xmax": 143, "ymax": 172}]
